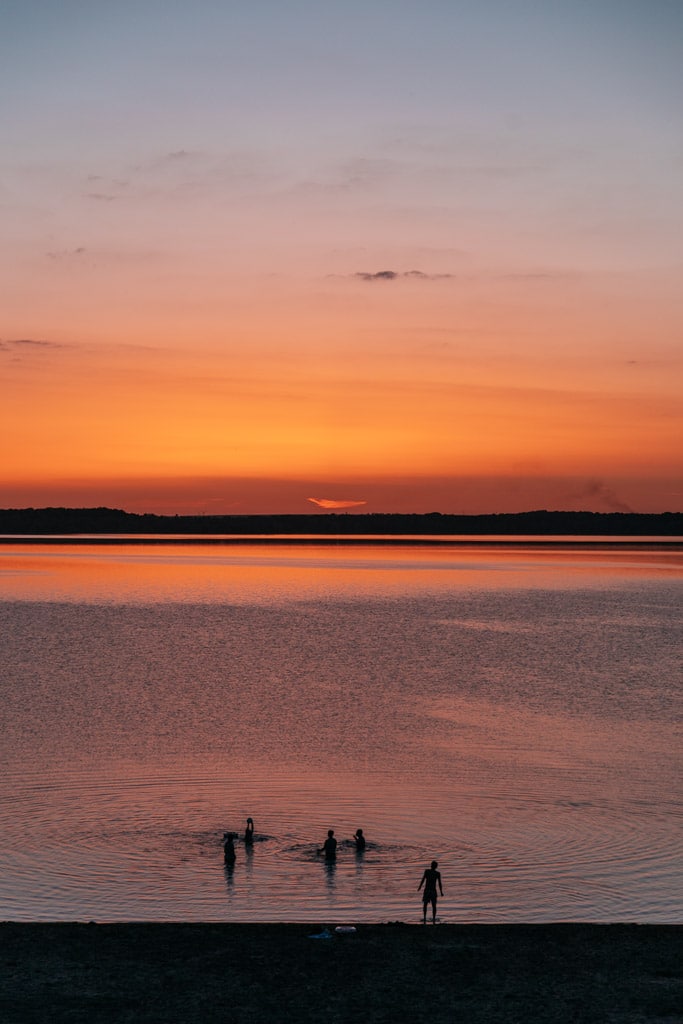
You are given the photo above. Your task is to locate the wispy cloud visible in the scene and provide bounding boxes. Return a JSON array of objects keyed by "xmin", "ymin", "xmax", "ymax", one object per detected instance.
[
  {"xmin": 350, "ymin": 269, "xmax": 573, "ymax": 284},
  {"xmin": 151, "ymin": 149, "xmax": 195, "ymax": 165},
  {"xmin": 353, "ymin": 270, "xmax": 454, "ymax": 282},
  {"xmin": 46, "ymin": 247, "xmax": 87, "ymax": 260},
  {"xmin": 0, "ymin": 338, "xmax": 70, "ymax": 357},
  {"xmin": 81, "ymin": 148, "xmax": 275, "ymax": 206},
  {"xmin": 500, "ymin": 271, "xmax": 579, "ymax": 282},
  {"xmin": 307, "ymin": 497, "xmax": 367, "ymax": 510},
  {"xmin": 576, "ymin": 478, "xmax": 634, "ymax": 513},
  {"xmin": 2, "ymin": 338, "xmax": 64, "ymax": 348},
  {"xmin": 83, "ymin": 174, "xmax": 130, "ymax": 201}
]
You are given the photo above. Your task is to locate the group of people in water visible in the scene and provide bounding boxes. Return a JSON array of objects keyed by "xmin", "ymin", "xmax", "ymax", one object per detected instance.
[
  {"xmin": 222, "ymin": 819, "xmax": 444, "ymax": 923},
  {"xmin": 317, "ymin": 827, "xmax": 366, "ymax": 858},
  {"xmin": 222, "ymin": 821, "xmax": 365, "ymax": 864}
]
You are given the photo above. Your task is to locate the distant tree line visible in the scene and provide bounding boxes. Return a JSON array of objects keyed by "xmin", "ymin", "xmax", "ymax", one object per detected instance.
[{"xmin": 0, "ymin": 506, "xmax": 681, "ymax": 536}]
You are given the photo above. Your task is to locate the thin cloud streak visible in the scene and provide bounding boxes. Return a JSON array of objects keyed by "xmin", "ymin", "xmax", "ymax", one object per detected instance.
[
  {"xmin": 307, "ymin": 497, "xmax": 368, "ymax": 510},
  {"xmin": 353, "ymin": 270, "xmax": 455, "ymax": 282},
  {"xmin": 1, "ymin": 338, "xmax": 67, "ymax": 351}
]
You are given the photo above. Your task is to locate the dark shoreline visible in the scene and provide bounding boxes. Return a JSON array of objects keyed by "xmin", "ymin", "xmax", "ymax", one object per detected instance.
[
  {"xmin": 1, "ymin": 507, "xmax": 682, "ymax": 536},
  {"xmin": 2, "ymin": 922, "xmax": 680, "ymax": 1023}
]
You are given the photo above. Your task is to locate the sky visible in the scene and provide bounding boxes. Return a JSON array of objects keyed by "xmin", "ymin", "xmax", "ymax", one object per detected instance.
[{"xmin": 2, "ymin": 0, "xmax": 682, "ymax": 515}]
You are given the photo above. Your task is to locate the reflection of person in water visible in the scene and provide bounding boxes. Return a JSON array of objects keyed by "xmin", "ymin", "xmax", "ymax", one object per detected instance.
[
  {"xmin": 223, "ymin": 832, "xmax": 236, "ymax": 865},
  {"xmin": 318, "ymin": 829, "xmax": 337, "ymax": 860},
  {"xmin": 353, "ymin": 828, "xmax": 366, "ymax": 852},
  {"xmin": 418, "ymin": 860, "xmax": 443, "ymax": 924},
  {"xmin": 244, "ymin": 817, "xmax": 254, "ymax": 846}
]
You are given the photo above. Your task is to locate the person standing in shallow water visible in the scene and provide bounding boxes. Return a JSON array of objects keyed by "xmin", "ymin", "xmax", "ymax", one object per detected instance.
[
  {"xmin": 223, "ymin": 832, "xmax": 236, "ymax": 866},
  {"xmin": 418, "ymin": 860, "xmax": 443, "ymax": 923},
  {"xmin": 244, "ymin": 818, "xmax": 254, "ymax": 846},
  {"xmin": 353, "ymin": 828, "xmax": 366, "ymax": 852},
  {"xmin": 319, "ymin": 829, "xmax": 337, "ymax": 860}
]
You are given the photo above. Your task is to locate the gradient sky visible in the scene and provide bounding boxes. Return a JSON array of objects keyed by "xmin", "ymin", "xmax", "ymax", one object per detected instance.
[{"xmin": 2, "ymin": 0, "xmax": 681, "ymax": 514}]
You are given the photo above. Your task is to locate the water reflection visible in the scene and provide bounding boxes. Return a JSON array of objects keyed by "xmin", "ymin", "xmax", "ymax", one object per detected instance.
[
  {"xmin": 223, "ymin": 863, "xmax": 235, "ymax": 892},
  {"xmin": 0, "ymin": 539, "xmax": 680, "ymax": 604},
  {"xmin": 323, "ymin": 859, "xmax": 337, "ymax": 896}
]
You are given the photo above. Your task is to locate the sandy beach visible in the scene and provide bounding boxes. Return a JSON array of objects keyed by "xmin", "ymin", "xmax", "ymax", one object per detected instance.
[{"xmin": 1, "ymin": 922, "xmax": 680, "ymax": 1023}]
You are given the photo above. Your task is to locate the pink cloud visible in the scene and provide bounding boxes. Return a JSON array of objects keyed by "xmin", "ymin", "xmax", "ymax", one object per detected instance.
[{"xmin": 307, "ymin": 497, "xmax": 367, "ymax": 510}]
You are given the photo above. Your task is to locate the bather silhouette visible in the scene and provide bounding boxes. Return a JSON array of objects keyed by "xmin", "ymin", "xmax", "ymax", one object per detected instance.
[
  {"xmin": 418, "ymin": 860, "xmax": 443, "ymax": 923},
  {"xmin": 318, "ymin": 829, "xmax": 337, "ymax": 860},
  {"xmin": 223, "ymin": 832, "xmax": 236, "ymax": 865}
]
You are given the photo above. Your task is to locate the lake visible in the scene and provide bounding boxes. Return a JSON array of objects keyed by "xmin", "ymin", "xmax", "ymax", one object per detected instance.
[{"xmin": 0, "ymin": 538, "xmax": 681, "ymax": 923}]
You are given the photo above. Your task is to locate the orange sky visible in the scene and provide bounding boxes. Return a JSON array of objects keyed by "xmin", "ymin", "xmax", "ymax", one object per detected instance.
[{"xmin": 2, "ymin": 3, "xmax": 681, "ymax": 514}]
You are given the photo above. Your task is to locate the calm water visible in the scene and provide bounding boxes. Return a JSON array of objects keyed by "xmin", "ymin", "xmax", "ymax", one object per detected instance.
[{"xmin": 1, "ymin": 539, "xmax": 681, "ymax": 923}]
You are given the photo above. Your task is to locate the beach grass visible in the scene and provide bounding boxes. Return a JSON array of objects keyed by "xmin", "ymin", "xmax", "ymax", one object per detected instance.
[{"xmin": 1, "ymin": 922, "xmax": 680, "ymax": 1023}]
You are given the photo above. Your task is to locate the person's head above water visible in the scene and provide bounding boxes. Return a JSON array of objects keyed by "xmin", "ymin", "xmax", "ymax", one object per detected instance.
[
  {"xmin": 328, "ymin": 829, "xmax": 334, "ymax": 837},
  {"xmin": 247, "ymin": 817, "xmax": 253, "ymax": 825},
  {"xmin": 431, "ymin": 860, "xmax": 438, "ymax": 869},
  {"xmin": 355, "ymin": 828, "xmax": 363, "ymax": 836}
]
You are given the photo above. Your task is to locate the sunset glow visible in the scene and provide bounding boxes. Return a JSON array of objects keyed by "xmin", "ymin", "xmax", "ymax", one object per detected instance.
[{"xmin": 2, "ymin": 2, "xmax": 681, "ymax": 514}]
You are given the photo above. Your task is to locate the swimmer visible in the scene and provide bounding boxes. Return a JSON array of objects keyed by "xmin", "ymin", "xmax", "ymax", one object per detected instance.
[{"xmin": 318, "ymin": 829, "xmax": 337, "ymax": 860}]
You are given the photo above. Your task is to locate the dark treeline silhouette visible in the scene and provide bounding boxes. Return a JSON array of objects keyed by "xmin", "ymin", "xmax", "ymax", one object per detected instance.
[{"xmin": 0, "ymin": 507, "xmax": 681, "ymax": 537}]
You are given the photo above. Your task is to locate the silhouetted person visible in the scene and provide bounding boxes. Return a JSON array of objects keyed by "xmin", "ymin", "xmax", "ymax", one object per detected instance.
[
  {"xmin": 353, "ymin": 828, "xmax": 366, "ymax": 852},
  {"xmin": 223, "ymin": 832, "xmax": 236, "ymax": 865},
  {"xmin": 418, "ymin": 860, "xmax": 443, "ymax": 923},
  {"xmin": 319, "ymin": 829, "xmax": 337, "ymax": 860},
  {"xmin": 244, "ymin": 817, "xmax": 254, "ymax": 846}
]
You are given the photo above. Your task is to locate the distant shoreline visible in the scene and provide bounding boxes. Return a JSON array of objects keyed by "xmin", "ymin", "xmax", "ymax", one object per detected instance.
[
  {"xmin": 2, "ymin": 922, "xmax": 680, "ymax": 1024},
  {"xmin": 1, "ymin": 507, "xmax": 682, "ymax": 537},
  {"xmin": 1, "ymin": 534, "xmax": 681, "ymax": 548}
]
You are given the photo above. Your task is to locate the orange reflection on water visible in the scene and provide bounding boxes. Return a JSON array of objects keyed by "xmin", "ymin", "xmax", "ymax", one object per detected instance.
[{"xmin": 0, "ymin": 540, "xmax": 681, "ymax": 603}]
